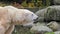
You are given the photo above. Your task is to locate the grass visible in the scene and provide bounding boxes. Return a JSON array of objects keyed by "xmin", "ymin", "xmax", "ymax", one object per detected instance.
[{"xmin": 45, "ymin": 32, "xmax": 54, "ymax": 34}]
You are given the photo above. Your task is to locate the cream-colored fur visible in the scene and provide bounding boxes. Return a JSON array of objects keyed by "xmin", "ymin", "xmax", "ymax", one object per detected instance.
[{"xmin": 0, "ymin": 6, "xmax": 38, "ymax": 34}]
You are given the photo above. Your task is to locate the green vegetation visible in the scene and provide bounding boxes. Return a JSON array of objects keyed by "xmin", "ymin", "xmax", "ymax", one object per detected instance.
[
  {"xmin": 45, "ymin": 32, "xmax": 54, "ymax": 34},
  {"xmin": 0, "ymin": 0, "xmax": 50, "ymax": 8}
]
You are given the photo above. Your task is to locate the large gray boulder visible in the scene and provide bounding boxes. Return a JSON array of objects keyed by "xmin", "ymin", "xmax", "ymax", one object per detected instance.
[
  {"xmin": 30, "ymin": 24, "xmax": 52, "ymax": 34},
  {"xmin": 35, "ymin": 6, "xmax": 60, "ymax": 22},
  {"xmin": 35, "ymin": 8, "xmax": 47, "ymax": 22},
  {"xmin": 45, "ymin": 6, "xmax": 60, "ymax": 22}
]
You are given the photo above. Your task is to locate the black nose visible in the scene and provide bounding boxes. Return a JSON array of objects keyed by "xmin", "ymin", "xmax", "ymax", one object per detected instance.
[{"xmin": 34, "ymin": 17, "xmax": 39, "ymax": 23}]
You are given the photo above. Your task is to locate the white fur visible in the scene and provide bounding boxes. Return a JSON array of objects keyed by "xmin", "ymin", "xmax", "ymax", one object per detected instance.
[
  {"xmin": 4, "ymin": 6, "xmax": 38, "ymax": 26},
  {"xmin": 0, "ymin": 6, "xmax": 38, "ymax": 34}
]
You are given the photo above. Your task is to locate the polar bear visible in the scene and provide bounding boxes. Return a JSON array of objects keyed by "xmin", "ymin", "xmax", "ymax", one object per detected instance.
[{"xmin": 0, "ymin": 6, "xmax": 38, "ymax": 34}]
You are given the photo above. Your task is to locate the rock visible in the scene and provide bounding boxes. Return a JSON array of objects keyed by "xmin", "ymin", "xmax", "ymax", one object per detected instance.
[
  {"xmin": 47, "ymin": 21, "xmax": 60, "ymax": 31},
  {"xmin": 35, "ymin": 6, "xmax": 60, "ymax": 22},
  {"xmin": 44, "ymin": 6, "xmax": 60, "ymax": 22},
  {"xmin": 54, "ymin": 31, "xmax": 60, "ymax": 34},
  {"xmin": 35, "ymin": 22, "xmax": 46, "ymax": 26},
  {"xmin": 35, "ymin": 8, "xmax": 47, "ymax": 22},
  {"xmin": 30, "ymin": 25, "xmax": 52, "ymax": 34},
  {"xmin": 53, "ymin": 0, "xmax": 60, "ymax": 5},
  {"xmin": 35, "ymin": 9, "xmax": 47, "ymax": 17},
  {"xmin": 50, "ymin": 0, "xmax": 60, "ymax": 5}
]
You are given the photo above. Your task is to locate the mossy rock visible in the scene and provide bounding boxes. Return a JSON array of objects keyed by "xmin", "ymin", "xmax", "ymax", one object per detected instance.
[{"xmin": 44, "ymin": 6, "xmax": 60, "ymax": 22}]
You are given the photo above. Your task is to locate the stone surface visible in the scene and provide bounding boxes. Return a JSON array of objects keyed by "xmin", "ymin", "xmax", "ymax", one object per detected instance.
[
  {"xmin": 47, "ymin": 21, "xmax": 60, "ymax": 31},
  {"xmin": 35, "ymin": 8, "xmax": 47, "ymax": 22},
  {"xmin": 35, "ymin": 6, "xmax": 60, "ymax": 22},
  {"xmin": 54, "ymin": 31, "xmax": 60, "ymax": 34},
  {"xmin": 53, "ymin": 0, "xmax": 60, "ymax": 5},
  {"xmin": 30, "ymin": 25, "xmax": 52, "ymax": 33}
]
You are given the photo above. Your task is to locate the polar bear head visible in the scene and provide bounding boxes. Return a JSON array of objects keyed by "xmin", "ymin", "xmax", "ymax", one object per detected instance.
[
  {"xmin": 12, "ymin": 9, "xmax": 38, "ymax": 27},
  {"xmin": 22, "ymin": 9, "xmax": 38, "ymax": 27}
]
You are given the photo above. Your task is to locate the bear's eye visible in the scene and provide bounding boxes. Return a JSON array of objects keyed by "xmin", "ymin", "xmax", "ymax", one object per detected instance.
[{"xmin": 31, "ymin": 14, "xmax": 33, "ymax": 16}]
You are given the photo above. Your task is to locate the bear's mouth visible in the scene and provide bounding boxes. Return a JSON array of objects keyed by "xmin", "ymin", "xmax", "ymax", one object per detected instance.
[{"xmin": 33, "ymin": 17, "xmax": 39, "ymax": 24}]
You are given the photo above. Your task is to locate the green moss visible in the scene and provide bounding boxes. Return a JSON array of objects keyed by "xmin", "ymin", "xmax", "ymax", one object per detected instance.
[{"xmin": 45, "ymin": 32, "xmax": 54, "ymax": 34}]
